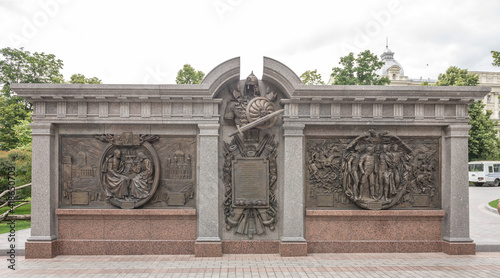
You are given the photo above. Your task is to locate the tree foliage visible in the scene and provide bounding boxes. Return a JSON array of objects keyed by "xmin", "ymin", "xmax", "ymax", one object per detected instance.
[
  {"xmin": 493, "ymin": 51, "xmax": 500, "ymax": 67},
  {"xmin": 0, "ymin": 98, "xmax": 31, "ymax": 150},
  {"xmin": 0, "ymin": 47, "xmax": 101, "ymax": 150},
  {"xmin": 435, "ymin": 66, "xmax": 499, "ymax": 161},
  {"xmin": 435, "ymin": 66, "xmax": 479, "ymax": 86},
  {"xmin": 0, "ymin": 47, "xmax": 62, "ymax": 150},
  {"xmin": 330, "ymin": 50, "xmax": 390, "ymax": 85},
  {"xmin": 0, "ymin": 47, "xmax": 64, "ymax": 94},
  {"xmin": 175, "ymin": 64, "xmax": 205, "ymax": 84},
  {"xmin": 13, "ymin": 117, "xmax": 32, "ymax": 149},
  {"xmin": 468, "ymin": 101, "xmax": 500, "ymax": 161},
  {"xmin": 300, "ymin": 69, "xmax": 325, "ymax": 85},
  {"xmin": 0, "ymin": 148, "xmax": 32, "ymax": 201},
  {"xmin": 69, "ymin": 73, "xmax": 102, "ymax": 84}
]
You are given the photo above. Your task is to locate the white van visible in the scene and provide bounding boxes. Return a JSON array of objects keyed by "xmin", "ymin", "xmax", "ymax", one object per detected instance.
[{"xmin": 468, "ymin": 161, "xmax": 500, "ymax": 186}]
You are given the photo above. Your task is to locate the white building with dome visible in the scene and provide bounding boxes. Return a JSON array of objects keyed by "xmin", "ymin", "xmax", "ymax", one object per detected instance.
[
  {"xmin": 380, "ymin": 45, "xmax": 407, "ymax": 82},
  {"xmin": 378, "ymin": 45, "xmax": 500, "ymax": 124},
  {"xmin": 379, "ymin": 43, "xmax": 437, "ymax": 86},
  {"xmin": 328, "ymin": 44, "xmax": 500, "ymax": 124}
]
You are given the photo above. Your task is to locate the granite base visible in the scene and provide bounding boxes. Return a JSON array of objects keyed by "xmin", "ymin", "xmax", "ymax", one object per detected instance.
[
  {"xmin": 195, "ymin": 241, "xmax": 222, "ymax": 257},
  {"xmin": 306, "ymin": 209, "xmax": 446, "ymax": 254},
  {"xmin": 308, "ymin": 240, "xmax": 443, "ymax": 253},
  {"xmin": 54, "ymin": 208, "xmax": 196, "ymax": 256},
  {"xmin": 25, "ymin": 240, "xmax": 58, "ymax": 259},
  {"xmin": 442, "ymin": 241, "xmax": 476, "ymax": 255},
  {"xmin": 279, "ymin": 242, "xmax": 308, "ymax": 257},
  {"xmin": 222, "ymin": 240, "xmax": 279, "ymax": 254}
]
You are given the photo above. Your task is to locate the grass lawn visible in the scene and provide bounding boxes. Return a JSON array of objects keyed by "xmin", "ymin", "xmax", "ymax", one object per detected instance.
[
  {"xmin": 489, "ymin": 199, "xmax": 499, "ymax": 209},
  {"xmin": 0, "ymin": 220, "xmax": 30, "ymax": 234},
  {"xmin": 0, "ymin": 202, "xmax": 31, "ymax": 234}
]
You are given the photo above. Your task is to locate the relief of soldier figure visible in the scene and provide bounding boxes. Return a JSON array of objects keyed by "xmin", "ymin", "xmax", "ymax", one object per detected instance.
[
  {"xmin": 307, "ymin": 130, "xmax": 439, "ymax": 210},
  {"xmin": 341, "ymin": 130, "xmax": 412, "ymax": 209},
  {"xmin": 224, "ymin": 72, "xmax": 280, "ymax": 141}
]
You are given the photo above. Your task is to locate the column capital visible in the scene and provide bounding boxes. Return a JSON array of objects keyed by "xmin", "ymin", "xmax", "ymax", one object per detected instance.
[
  {"xmin": 30, "ymin": 123, "xmax": 55, "ymax": 136},
  {"xmin": 198, "ymin": 124, "xmax": 220, "ymax": 136},
  {"xmin": 283, "ymin": 123, "xmax": 305, "ymax": 136},
  {"xmin": 445, "ymin": 125, "xmax": 470, "ymax": 138},
  {"xmin": 283, "ymin": 123, "xmax": 305, "ymax": 130}
]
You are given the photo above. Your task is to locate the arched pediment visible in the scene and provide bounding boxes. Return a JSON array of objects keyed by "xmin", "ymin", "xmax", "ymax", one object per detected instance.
[
  {"xmin": 262, "ymin": 57, "xmax": 302, "ymax": 99},
  {"xmin": 201, "ymin": 57, "xmax": 241, "ymax": 97}
]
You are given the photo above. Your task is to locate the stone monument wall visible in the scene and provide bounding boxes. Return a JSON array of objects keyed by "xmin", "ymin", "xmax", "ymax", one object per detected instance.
[{"xmin": 12, "ymin": 57, "xmax": 489, "ymax": 258}]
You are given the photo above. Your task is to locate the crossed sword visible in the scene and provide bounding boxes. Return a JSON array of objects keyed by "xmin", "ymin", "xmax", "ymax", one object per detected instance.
[{"xmin": 229, "ymin": 109, "xmax": 285, "ymax": 137}]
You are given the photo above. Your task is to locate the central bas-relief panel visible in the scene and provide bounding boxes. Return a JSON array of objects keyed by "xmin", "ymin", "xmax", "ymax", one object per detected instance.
[
  {"xmin": 60, "ymin": 133, "xmax": 196, "ymax": 209},
  {"xmin": 306, "ymin": 130, "xmax": 440, "ymax": 210},
  {"xmin": 223, "ymin": 135, "xmax": 278, "ymax": 239},
  {"xmin": 221, "ymin": 73, "xmax": 282, "ymax": 239}
]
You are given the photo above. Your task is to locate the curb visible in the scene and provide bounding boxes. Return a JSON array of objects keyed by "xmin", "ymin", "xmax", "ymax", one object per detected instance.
[
  {"xmin": 484, "ymin": 204, "xmax": 499, "ymax": 214},
  {"xmin": 0, "ymin": 248, "xmax": 25, "ymax": 256},
  {"xmin": 476, "ymin": 244, "xmax": 500, "ymax": 252}
]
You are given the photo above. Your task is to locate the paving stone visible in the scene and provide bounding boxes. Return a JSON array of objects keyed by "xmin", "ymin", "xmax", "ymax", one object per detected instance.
[{"xmin": 1, "ymin": 253, "xmax": 499, "ymax": 277}]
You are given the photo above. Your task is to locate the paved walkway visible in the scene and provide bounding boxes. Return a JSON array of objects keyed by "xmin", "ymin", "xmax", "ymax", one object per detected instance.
[
  {"xmin": 1, "ymin": 252, "xmax": 500, "ymax": 277},
  {"xmin": 0, "ymin": 227, "xmax": 29, "ymax": 255},
  {"xmin": 469, "ymin": 186, "xmax": 500, "ymax": 251}
]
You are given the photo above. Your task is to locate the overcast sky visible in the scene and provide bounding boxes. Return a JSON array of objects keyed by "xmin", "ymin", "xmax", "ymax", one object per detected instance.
[{"xmin": 1, "ymin": 0, "xmax": 499, "ymax": 84}]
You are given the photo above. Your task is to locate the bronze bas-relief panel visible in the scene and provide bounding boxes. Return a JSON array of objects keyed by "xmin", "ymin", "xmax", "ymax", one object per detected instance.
[
  {"xmin": 223, "ymin": 134, "xmax": 278, "ymax": 239},
  {"xmin": 306, "ymin": 130, "xmax": 440, "ymax": 210},
  {"xmin": 60, "ymin": 135, "xmax": 196, "ymax": 208}
]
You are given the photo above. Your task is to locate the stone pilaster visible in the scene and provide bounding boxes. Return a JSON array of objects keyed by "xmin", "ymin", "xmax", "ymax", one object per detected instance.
[
  {"xmin": 26, "ymin": 123, "xmax": 58, "ymax": 258},
  {"xmin": 195, "ymin": 123, "xmax": 222, "ymax": 257},
  {"xmin": 280, "ymin": 123, "xmax": 307, "ymax": 256},
  {"xmin": 442, "ymin": 125, "xmax": 475, "ymax": 255}
]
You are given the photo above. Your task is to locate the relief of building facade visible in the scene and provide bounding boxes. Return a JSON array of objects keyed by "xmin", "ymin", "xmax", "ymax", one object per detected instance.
[{"xmin": 60, "ymin": 133, "xmax": 196, "ymax": 209}]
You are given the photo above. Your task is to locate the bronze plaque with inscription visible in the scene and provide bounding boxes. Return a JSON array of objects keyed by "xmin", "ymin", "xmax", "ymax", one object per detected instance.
[
  {"xmin": 317, "ymin": 194, "xmax": 334, "ymax": 207},
  {"xmin": 168, "ymin": 192, "xmax": 186, "ymax": 206},
  {"xmin": 232, "ymin": 158, "xmax": 269, "ymax": 208},
  {"xmin": 413, "ymin": 194, "xmax": 431, "ymax": 207},
  {"xmin": 71, "ymin": 192, "xmax": 89, "ymax": 205}
]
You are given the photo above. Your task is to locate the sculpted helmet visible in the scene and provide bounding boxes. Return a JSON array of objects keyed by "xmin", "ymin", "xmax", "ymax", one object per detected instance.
[{"xmin": 245, "ymin": 71, "xmax": 260, "ymax": 97}]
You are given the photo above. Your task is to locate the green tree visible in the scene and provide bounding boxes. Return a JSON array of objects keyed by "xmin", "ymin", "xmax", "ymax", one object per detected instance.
[
  {"xmin": 69, "ymin": 73, "xmax": 102, "ymax": 84},
  {"xmin": 493, "ymin": 51, "xmax": 500, "ymax": 67},
  {"xmin": 330, "ymin": 50, "xmax": 390, "ymax": 85},
  {"xmin": 0, "ymin": 148, "xmax": 32, "ymax": 201},
  {"xmin": 0, "ymin": 48, "xmax": 101, "ymax": 150},
  {"xmin": 0, "ymin": 48, "xmax": 65, "ymax": 94},
  {"xmin": 300, "ymin": 69, "xmax": 325, "ymax": 85},
  {"xmin": 435, "ymin": 66, "xmax": 479, "ymax": 86},
  {"xmin": 436, "ymin": 66, "xmax": 499, "ymax": 161},
  {"xmin": 12, "ymin": 116, "xmax": 32, "ymax": 149},
  {"xmin": 0, "ymin": 47, "xmax": 64, "ymax": 150},
  {"xmin": 468, "ymin": 101, "xmax": 500, "ymax": 161},
  {"xmin": 175, "ymin": 64, "xmax": 205, "ymax": 84},
  {"xmin": 0, "ymin": 98, "xmax": 30, "ymax": 150}
]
